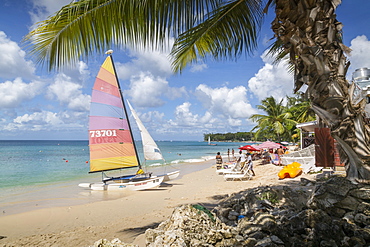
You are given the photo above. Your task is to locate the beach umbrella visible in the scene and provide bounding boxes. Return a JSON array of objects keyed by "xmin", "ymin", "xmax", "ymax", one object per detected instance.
[
  {"xmin": 238, "ymin": 145, "xmax": 260, "ymax": 151},
  {"xmin": 257, "ymin": 141, "xmax": 282, "ymax": 149},
  {"xmin": 251, "ymin": 144, "xmax": 260, "ymax": 149}
]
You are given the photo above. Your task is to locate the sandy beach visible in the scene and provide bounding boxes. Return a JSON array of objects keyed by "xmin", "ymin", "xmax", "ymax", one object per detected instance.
[{"xmin": 0, "ymin": 159, "xmax": 316, "ymax": 247}]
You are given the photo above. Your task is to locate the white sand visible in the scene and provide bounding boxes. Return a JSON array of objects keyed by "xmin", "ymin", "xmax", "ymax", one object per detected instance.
[{"xmin": 0, "ymin": 160, "xmax": 316, "ymax": 247}]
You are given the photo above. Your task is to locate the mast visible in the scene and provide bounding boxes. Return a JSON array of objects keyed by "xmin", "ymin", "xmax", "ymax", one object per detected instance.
[{"xmin": 108, "ymin": 52, "xmax": 142, "ymax": 170}]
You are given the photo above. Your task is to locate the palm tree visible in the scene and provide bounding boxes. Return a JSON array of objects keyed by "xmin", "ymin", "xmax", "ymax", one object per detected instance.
[
  {"xmin": 23, "ymin": 0, "xmax": 370, "ymax": 183},
  {"xmin": 286, "ymin": 94, "xmax": 316, "ymax": 124},
  {"xmin": 250, "ymin": 96, "xmax": 297, "ymax": 142}
]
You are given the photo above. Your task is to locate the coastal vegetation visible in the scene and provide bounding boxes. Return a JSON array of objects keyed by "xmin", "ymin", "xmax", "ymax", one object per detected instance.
[
  {"xmin": 205, "ymin": 94, "xmax": 315, "ymax": 143},
  {"xmin": 204, "ymin": 132, "xmax": 255, "ymax": 143},
  {"xmin": 250, "ymin": 94, "xmax": 315, "ymax": 142},
  {"xmin": 23, "ymin": 0, "xmax": 370, "ymax": 182}
]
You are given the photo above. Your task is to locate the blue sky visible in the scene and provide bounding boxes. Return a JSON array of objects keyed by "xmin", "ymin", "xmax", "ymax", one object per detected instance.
[{"xmin": 1, "ymin": 0, "xmax": 370, "ymax": 141}]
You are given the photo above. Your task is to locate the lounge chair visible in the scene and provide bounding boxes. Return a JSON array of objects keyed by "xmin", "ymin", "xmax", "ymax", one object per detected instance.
[
  {"xmin": 224, "ymin": 168, "xmax": 252, "ymax": 181},
  {"xmin": 221, "ymin": 163, "xmax": 248, "ymax": 175},
  {"xmin": 216, "ymin": 162, "xmax": 238, "ymax": 174}
]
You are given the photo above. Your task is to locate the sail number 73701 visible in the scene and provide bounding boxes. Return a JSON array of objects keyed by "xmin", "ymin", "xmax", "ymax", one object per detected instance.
[{"xmin": 90, "ymin": 130, "xmax": 117, "ymax": 137}]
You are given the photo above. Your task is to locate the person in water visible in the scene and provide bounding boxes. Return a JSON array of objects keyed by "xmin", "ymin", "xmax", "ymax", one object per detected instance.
[{"xmin": 216, "ymin": 152, "xmax": 223, "ymax": 169}]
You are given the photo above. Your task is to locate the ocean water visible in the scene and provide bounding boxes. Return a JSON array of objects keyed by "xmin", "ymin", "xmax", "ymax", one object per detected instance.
[{"xmin": 0, "ymin": 140, "xmax": 250, "ymax": 215}]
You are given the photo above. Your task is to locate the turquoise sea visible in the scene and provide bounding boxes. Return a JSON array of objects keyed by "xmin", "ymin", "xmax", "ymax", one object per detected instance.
[{"xmin": 0, "ymin": 140, "xmax": 250, "ymax": 216}]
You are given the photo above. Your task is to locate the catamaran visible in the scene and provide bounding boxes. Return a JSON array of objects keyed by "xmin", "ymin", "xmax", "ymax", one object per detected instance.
[
  {"xmin": 127, "ymin": 100, "xmax": 180, "ymax": 181},
  {"xmin": 79, "ymin": 52, "xmax": 164, "ymax": 191},
  {"xmin": 208, "ymin": 136, "xmax": 217, "ymax": 146}
]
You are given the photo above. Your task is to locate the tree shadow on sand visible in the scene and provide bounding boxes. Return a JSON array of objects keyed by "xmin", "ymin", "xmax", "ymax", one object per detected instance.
[{"xmin": 118, "ymin": 222, "xmax": 161, "ymax": 238}]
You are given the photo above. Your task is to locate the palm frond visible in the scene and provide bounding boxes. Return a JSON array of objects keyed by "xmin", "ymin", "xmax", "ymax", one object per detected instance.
[
  {"xmin": 23, "ymin": 0, "xmax": 226, "ymax": 70},
  {"xmin": 170, "ymin": 0, "xmax": 264, "ymax": 72},
  {"xmin": 24, "ymin": 0, "xmax": 129, "ymax": 70}
]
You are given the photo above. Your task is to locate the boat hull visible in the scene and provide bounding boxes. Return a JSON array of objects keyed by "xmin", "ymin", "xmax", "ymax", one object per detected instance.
[
  {"xmin": 161, "ymin": 170, "xmax": 180, "ymax": 182},
  {"xmin": 78, "ymin": 176, "xmax": 164, "ymax": 191}
]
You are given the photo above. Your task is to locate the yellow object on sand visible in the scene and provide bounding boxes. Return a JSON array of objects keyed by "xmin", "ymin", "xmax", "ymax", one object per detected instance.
[{"xmin": 278, "ymin": 162, "xmax": 303, "ymax": 179}]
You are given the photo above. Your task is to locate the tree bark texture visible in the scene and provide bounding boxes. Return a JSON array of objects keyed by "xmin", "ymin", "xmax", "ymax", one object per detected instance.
[{"xmin": 271, "ymin": 0, "xmax": 370, "ymax": 183}]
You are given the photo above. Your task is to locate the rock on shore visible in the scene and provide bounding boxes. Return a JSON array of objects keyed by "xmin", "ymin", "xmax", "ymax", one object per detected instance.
[{"xmin": 93, "ymin": 176, "xmax": 370, "ymax": 246}]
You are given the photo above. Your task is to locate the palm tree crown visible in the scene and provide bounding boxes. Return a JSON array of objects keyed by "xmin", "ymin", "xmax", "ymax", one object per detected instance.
[
  {"xmin": 23, "ymin": 0, "xmax": 265, "ymax": 71},
  {"xmin": 250, "ymin": 96, "xmax": 297, "ymax": 142}
]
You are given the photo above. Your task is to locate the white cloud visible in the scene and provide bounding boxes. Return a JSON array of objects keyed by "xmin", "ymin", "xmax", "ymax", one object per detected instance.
[
  {"xmin": 29, "ymin": 0, "xmax": 71, "ymax": 24},
  {"xmin": 46, "ymin": 73, "xmax": 90, "ymax": 111},
  {"xmin": 60, "ymin": 61, "xmax": 91, "ymax": 84},
  {"xmin": 13, "ymin": 111, "xmax": 62, "ymax": 126},
  {"xmin": 0, "ymin": 78, "xmax": 44, "ymax": 108},
  {"xmin": 348, "ymin": 35, "xmax": 370, "ymax": 77},
  {"xmin": 116, "ymin": 49, "xmax": 173, "ymax": 81},
  {"xmin": 190, "ymin": 63, "xmax": 208, "ymax": 72},
  {"xmin": 137, "ymin": 110, "xmax": 165, "ymax": 123},
  {"xmin": 172, "ymin": 102, "xmax": 199, "ymax": 126},
  {"xmin": 248, "ymin": 52, "xmax": 294, "ymax": 101},
  {"xmin": 129, "ymin": 109, "xmax": 166, "ymax": 137},
  {"xmin": 3, "ymin": 110, "xmax": 87, "ymax": 133},
  {"xmin": 195, "ymin": 84, "xmax": 257, "ymax": 119},
  {"xmin": 124, "ymin": 72, "xmax": 186, "ymax": 107},
  {"xmin": 0, "ymin": 32, "xmax": 36, "ymax": 79},
  {"xmin": 161, "ymin": 84, "xmax": 258, "ymax": 134}
]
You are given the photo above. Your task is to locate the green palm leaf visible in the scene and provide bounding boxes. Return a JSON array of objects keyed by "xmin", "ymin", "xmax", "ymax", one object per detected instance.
[
  {"xmin": 23, "ymin": 0, "xmax": 264, "ymax": 71},
  {"xmin": 171, "ymin": 0, "xmax": 264, "ymax": 72}
]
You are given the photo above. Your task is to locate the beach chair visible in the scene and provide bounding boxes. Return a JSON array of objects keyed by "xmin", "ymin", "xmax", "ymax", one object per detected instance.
[
  {"xmin": 223, "ymin": 168, "xmax": 252, "ymax": 181},
  {"xmin": 216, "ymin": 162, "xmax": 238, "ymax": 174},
  {"xmin": 221, "ymin": 163, "xmax": 248, "ymax": 175}
]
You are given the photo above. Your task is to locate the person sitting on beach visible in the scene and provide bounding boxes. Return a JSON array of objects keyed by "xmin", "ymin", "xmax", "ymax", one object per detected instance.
[
  {"xmin": 246, "ymin": 153, "xmax": 256, "ymax": 176},
  {"xmin": 216, "ymin": 152, "xmax": 223, "ymax": 169}
]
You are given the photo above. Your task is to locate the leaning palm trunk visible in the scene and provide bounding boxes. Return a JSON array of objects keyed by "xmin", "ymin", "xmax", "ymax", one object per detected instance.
[{"xmin": 271, "ymin": 0, "xmax": 370, "ymax": 183}]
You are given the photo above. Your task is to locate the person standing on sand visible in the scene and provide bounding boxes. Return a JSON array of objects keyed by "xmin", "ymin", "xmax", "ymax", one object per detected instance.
[
  {"xmin": 237, "ymin": 150, "xmax": 247, "ymax": 170},
  {"xmin": 246, "ymin": 152, "xmax": 255, "ymax": 176},
  {"xmin": 277, "ymin": 146, "xmax": 285, "ymax": 165},
  {"xmin": 277, "ymin": 146, "xmax": 285, "ymax": 156},
  {"xmin": 227, "ymin": 149, "xmax": 230, "ymax": 161},
  {"xmin": 216, "ymin": 152, "xmax": 223, "ymax": 169},
  {"xmin": 232, "ymin": 149, "xmax": 235, "ymax": 160}
]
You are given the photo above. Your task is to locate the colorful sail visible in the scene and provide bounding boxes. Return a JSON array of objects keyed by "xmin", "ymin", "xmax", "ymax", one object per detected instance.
[
  {"xmin": 127, "ymin": 100, "xmax": 164, "ymax": 161},
  {"xmin": 89, "ymin": 56, "xmax": 140, "ymax": 172}
]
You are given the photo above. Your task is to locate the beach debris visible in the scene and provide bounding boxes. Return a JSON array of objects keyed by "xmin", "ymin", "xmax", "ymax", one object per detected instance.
[
  {"xmin": 143, "ymin": 176, "xmax": 370, "ymax": 246},
  {"xmin": 90, "ymin": 238, "xmax": 138, "ymax": 247}
]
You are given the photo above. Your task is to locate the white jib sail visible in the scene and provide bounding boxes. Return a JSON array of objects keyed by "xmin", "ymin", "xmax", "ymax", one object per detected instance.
[{"xmin": 127, "ymin": 100, "xmax": 164, "ymax": 161}]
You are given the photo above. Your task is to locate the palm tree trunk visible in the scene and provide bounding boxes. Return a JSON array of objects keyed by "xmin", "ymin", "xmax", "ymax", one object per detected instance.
[{"xmin": 271, "ymin": 0, "xmax": 370, "ymax": 183}]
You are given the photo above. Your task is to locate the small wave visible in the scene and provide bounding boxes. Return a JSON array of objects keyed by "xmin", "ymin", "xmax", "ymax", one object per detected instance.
[
  {"xmin": 146, "ymin": 162, "xmax": 164, "ymax": 167},
  {"xmin": 170, "ymin": 159, "xmax": 186, "ymax": 164},
  {"xmin": 170, "ymin": 157, "xmax": 211, "ymax": 164},
  {"xmin": 183, "ymin": 158, "xmax": 208, "ymax": 163},
  {"xmin": 201, "ymin": 155, "xmax": 215, "ymax": 161}
]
